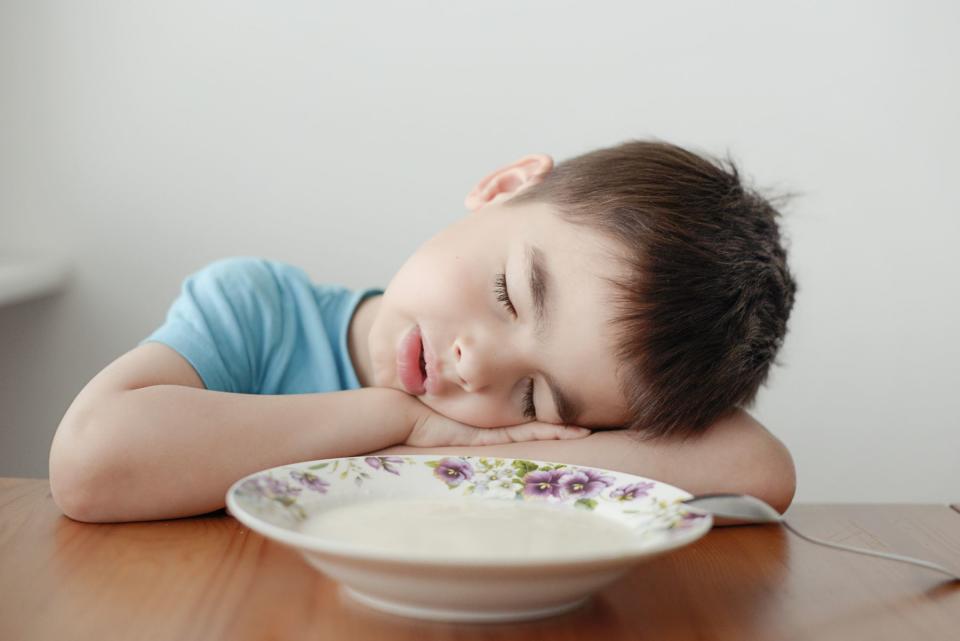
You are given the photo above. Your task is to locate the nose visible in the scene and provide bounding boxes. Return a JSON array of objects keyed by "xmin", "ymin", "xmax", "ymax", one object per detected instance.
[
  {"xmin": 453, "ymin": 335, "xmax": 523, "ymax": 393},
  {"xmin": 452, "ymin": 341, "xmax": 467, "ymax": 388}
]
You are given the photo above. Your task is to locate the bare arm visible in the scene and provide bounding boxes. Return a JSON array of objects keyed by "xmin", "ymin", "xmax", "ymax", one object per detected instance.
[
  {"xmin": 48, "ymin": 343, "xmax": 429, "ymax": 522},
  {"xmin": 372, "ymin": 408, "xmax": 797, "ymax": 520}
]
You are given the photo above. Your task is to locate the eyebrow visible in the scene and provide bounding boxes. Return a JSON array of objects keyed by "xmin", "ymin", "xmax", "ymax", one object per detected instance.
[{"xmin": 525, "ymin": 244, "xmax": 583, "ymax": 426}]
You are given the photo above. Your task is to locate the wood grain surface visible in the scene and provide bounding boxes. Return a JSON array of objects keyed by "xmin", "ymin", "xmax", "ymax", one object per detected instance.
[{"xmin": 1, "ymin": 478, "xmax": 958, "ymax": 641}]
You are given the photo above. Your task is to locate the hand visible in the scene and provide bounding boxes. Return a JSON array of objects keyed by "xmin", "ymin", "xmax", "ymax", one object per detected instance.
[{"xmin": 405, "ymin": 402, "xmax": 591, "ymax": 448}]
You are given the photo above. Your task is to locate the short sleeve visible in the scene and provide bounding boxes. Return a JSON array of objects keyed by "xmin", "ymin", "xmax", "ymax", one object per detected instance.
[{"xmin": 139, "ymin": 257, "xmax": 286, "ymax": 393}]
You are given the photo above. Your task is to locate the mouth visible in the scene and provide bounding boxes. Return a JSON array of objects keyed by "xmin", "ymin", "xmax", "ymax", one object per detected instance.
[
  {"xmin": 397, "ymin": 325, "xmax": 428, "ymax": 395},
  {"xmin": 420, "ymin": 331, "xmax": 441, "ymax": 395},
  {"xmin": 419, "ymin": 342, "xmax": 427, "ymax": 380}
]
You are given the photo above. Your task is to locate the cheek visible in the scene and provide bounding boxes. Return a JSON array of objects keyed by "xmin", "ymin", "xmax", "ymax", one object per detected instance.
[{"xmin": 393, "ymin": 250, "xmax": 486, "ymax": 312}]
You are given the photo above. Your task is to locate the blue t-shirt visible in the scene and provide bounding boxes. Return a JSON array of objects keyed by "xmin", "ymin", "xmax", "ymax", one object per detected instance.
[{"xmin": 139, "ymin": 257, "xmax": 383, "ymax": 394}]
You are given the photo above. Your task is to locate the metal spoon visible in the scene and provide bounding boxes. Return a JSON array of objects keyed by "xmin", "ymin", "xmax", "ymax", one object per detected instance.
[{"xmin": 683, "ymin": 493, "xmax": 960, "ymax": 582}]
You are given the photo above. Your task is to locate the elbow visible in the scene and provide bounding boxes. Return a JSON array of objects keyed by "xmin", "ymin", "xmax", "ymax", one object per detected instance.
[
  {"xmin": 711, "ymin": 409, "xmax": 797, "ymax": 517},
  {"xmin": 49, "ymin": 464, "xmax": 90, "ymax": 524},
  {"xmin": 49, "ymin": 418, "xmax": 114, "ymax": 523},
  {"xmin": 760, "ymin": 441, "xmax": 797, "ymax": 514},
  {"xmin": 50, "ymin": 473, "xmax": 107, "ymax": 524},
  {"xmin": 750, "ymin": 428, "xmax": 797, "ymax": 516},
  {"xmin": 50, "ymin": 476, "xmax": 98, "ymax": 523}
]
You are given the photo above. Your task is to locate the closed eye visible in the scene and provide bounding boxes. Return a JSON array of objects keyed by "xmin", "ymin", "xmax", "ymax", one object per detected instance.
[
  {"xmin": 494, "ymin": 272, "xmax": 537, "ymax": 420},
  {"xmin": 494, "ymin": 272, "xmax": 516, "ymax": 316}
]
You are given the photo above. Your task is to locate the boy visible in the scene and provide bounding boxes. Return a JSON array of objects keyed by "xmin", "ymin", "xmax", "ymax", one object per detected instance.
[{"xmin": 49, "ymin": 140, "xmax": 798, "ymax": 523}]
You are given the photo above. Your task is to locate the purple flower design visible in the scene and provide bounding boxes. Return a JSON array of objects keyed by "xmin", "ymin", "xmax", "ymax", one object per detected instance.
[
  {"xmin": 290, "ymin": 470, "xmax": 329, "ymax": 493},
  {"xmin": 434, "ymin": 458, "xmax": 474, "ymax": 486},
  {"xmin": 672, "ymin": 509, "xmax": 709, "ymax": 529},
  {"xmin": 237, "ymin": 478, "xmax": 262, "ymax": 496},
  {"xmin": 364, "ymin": 456, "xmax": 404, "ymax": 475},
  {"xmin": 611, "ymin": 481, "xmax": 656, "ymax": 501},
  {"xmin": 558, "ymin": 469, "xmax": 615, "ymax": 499},
  {"xmin": 522, "ymin": 469, "xmax": 566, "ymax": 498},
  {"xmin": 239, "ymin": 476, "xmax": 302, "ymax": 500}
]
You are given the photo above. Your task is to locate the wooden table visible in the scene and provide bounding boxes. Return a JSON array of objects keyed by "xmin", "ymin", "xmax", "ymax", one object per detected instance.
[{"xmin": 1, "ymin": 478, "xmax": 958, "ymax": 641}]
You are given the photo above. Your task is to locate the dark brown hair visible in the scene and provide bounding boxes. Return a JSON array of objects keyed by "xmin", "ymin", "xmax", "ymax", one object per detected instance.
[{"xmin": 505, "ymin": 140, "xmax": 797, "ymax": 441}]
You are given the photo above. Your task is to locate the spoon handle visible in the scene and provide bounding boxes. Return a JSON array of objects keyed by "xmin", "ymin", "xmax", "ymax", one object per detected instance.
[{"xmin": 781, "ymin": 520, "xmax": 960, "ymax": 581}]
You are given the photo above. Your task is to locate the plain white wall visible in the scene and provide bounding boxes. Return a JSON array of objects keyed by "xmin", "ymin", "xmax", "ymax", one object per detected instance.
[{"xmin": 1, "ymin": 1, "xmax": 957, "ymax": 502}]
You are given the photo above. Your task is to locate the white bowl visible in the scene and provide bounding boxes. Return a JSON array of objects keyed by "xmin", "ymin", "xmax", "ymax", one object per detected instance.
[{"xmin": 226, "ymin": 455, "xmax": 711, "ymax": 623}]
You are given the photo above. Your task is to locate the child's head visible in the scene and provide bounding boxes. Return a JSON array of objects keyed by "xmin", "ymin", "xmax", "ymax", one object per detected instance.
[{"xmin": 365, "ymin": 139, "xmax": 796, "ymax": 440}]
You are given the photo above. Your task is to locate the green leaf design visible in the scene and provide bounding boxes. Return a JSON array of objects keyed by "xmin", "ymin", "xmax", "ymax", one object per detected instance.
[
  {"xmin": 426, "ymin": 461, "xmax": 440, "ymax": 468},
  {"xmin": 574, "ymin": 498, "xmax": 598, "ymax": 511},
  {"xmin": 512, "ymin": 459, "xmax": 539, "ymax": 475},
  {"xmin": 340, "ymin": 470, "xmax": 348, "ymax": 480},
  {"xmin": 308, "ymin": 463, "xmax": 329, "ymax": 470}
]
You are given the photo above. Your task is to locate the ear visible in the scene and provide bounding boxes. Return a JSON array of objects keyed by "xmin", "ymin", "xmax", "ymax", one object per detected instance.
[{"xmin": 464, "ymin": 154, "xmax": 554, "ymax": 212}]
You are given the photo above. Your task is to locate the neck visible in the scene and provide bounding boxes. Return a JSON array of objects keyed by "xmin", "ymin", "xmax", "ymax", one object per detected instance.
[{"xmin": 347, "ymin": 294, "xmax": 382, "ymax": 387}]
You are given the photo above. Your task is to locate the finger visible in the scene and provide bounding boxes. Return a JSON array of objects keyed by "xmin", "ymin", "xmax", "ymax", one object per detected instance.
[
  {"xmin": 473, "ymin": 427, "xmax": 520, "ymax": 446},
  {"xmin": 504, "ymin": 423, "xmax": 590, "ymax": 443},
  {"xmin": 473, "ymin": 425, "xmax": 540, "ymax": 446},
  {"xmin": 558, "ymin": 425, "xmax": 591, "ymax": 439}
]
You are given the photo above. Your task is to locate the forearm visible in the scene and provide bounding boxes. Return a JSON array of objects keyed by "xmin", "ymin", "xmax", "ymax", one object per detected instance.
[
  {"xmin": 51, "ymin": 386, "xmax": 414, "ymax": 522},
  {"xmin": 373, "ymin": 409, "xmax": 797, "ymax": 518}
]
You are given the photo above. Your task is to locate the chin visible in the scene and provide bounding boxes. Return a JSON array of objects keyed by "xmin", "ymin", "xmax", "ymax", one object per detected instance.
[
  {"xmin": 367, "ymin": 349, "xmax": 397, "ymax": 389},
  {"xmin": 381, "ymin": 376, "xmax": 404, "ymax": 392}
]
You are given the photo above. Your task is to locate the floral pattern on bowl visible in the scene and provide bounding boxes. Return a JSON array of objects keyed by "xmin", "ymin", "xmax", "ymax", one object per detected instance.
[{"xmin": 233, "ymin": 455, "xmax": 708, "ymax": 540}]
